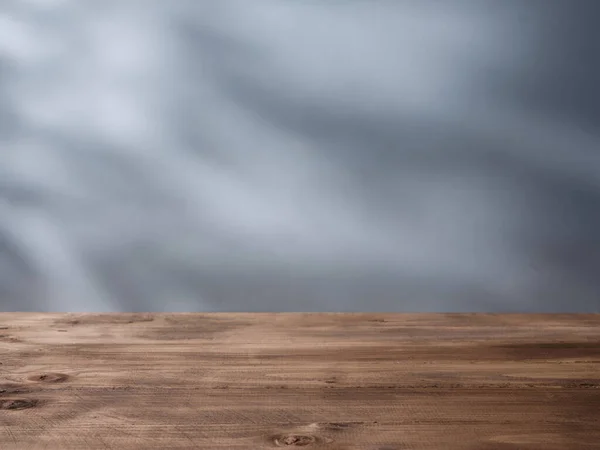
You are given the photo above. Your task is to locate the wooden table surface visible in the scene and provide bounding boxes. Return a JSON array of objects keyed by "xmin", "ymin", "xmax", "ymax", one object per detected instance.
[{"xmin": 0, "ymin": 313, "xmax": 599, "ymax": 449}]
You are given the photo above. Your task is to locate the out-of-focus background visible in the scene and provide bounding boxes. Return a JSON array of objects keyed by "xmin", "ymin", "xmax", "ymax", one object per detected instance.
[{"xmin": 1, "ymin": 0, "xmax": 599, "ymax": 312}]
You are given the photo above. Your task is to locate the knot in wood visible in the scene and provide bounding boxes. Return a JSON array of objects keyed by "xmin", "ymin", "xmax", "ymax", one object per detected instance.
[{"xmin": 274, "ymin": 434, "xmax": 316, "ymax": 446}]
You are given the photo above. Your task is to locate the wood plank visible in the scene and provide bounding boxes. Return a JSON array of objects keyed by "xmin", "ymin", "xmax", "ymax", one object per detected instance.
[{"xmin": 0, "ymin": 313, "xmax": 599, "ymax": 449}]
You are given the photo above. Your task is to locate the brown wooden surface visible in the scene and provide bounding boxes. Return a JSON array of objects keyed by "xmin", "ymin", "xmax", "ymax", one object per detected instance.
[{"xmin": 0, "ymin": 313, "xmax": 599, "ymax": 449}]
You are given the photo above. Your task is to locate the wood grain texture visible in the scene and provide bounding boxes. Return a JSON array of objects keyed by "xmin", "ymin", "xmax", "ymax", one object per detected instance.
[{"xmin": 0, "ymin": 313, "xmax": 599, "ymax": 449}]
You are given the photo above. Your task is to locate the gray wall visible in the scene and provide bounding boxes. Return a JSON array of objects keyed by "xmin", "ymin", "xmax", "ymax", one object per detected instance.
[{"xmin": 1, "ymin": 1, "xmax": 599, "ymax": 312}]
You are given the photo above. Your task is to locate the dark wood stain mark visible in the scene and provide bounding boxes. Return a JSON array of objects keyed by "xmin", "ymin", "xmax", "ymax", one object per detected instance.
[
  {"xmin": 27, "ymin": 372, "xmax": 70, "ymax": 383},
  {"xmin": 322, "ymin": 421, "xmax": 369, "ymax": 431},
  {"xmin": 493, "ymin": 341, "xmax": 600, "ymax": 360},
  {"xmin": 0, "ymin": 385, "xmax": 33, "ymax": 396},
  {"xmin": 0, "ymin": 398, "xmax": 39, "ymax": 410},
  {"xmin": 500, "ymin": 342, "xmax": 600, "ymax": 349},
  {"xmin": 470, "ymin": 444, "xmax": 544, "ymax": 450},
  {"xmin": 56, "ymin": 313, "xmax": 154, "ymax": 326}
]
